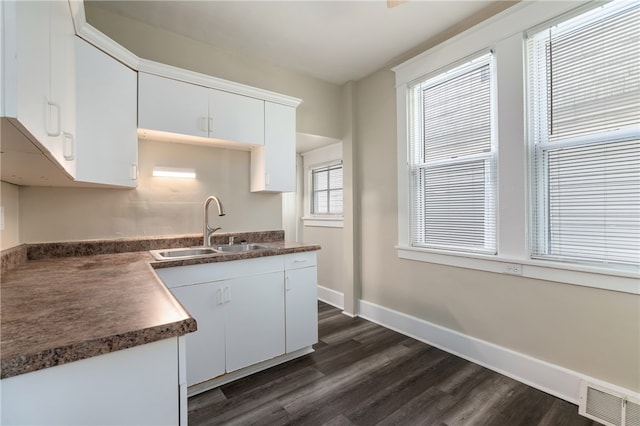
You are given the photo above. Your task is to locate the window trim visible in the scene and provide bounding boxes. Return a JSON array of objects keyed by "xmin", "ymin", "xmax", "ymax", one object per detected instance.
[
  {"xmin": 393, "ymin": 0, "xmax": 639, "ymax": 294},
  {"xmin": 407, "ymin": 50, "xmax": 497, "ymax": 255}
]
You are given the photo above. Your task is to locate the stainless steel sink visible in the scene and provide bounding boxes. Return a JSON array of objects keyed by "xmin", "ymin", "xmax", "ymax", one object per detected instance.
[
  {"xmin": 150, "ymin": 244, "xmax": 271, "ymax": 260},
  {"xmin": 212, "ymin": 244, "xmax": 270, "ymax": 253},
  {"xmin": 150, "ymin": 247, "xmax": 218, "ymax": 261}
]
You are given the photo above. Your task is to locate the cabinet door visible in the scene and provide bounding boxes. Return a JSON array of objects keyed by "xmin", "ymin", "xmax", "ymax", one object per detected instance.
[
  {"xmin": 171, "ymin": 283, "xmax": 225, "ymax": 386},
  {"xmin": 285, "ymin": 266, "xmax": 318, "ymax": 353},
  {"xmin": 48, "ymin": 0, "xmax": 76, "ymax": 177},
  {"xmin": 0, "ymin": 338, "xmax": 179, "ymax": 426},
  {"xmin": 224, "ymin": 271, "xmax": 285, "ymax": 372},
  {"xmin": 138, "ymin": 73, "xmax": 209, "ymax": 138},
  {"xmin": 3, "ymin": 1, "xmax": 50, "ymax": 145},
  {"xmin": 209, "ymin": 89, "xmax": 264, "ymax": 145},
  {"xmin": 75, "ymin": 38, "xmax": 137, "ymax": 187},
  {"xmin": 251, "ymin": 102, "xmax": 296, "ymax": 192}
]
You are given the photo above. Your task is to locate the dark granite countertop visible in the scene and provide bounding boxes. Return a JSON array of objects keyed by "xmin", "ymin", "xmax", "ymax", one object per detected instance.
[{"xmin": 0, "ymin": 231, "xmax": 320, "ymax": 379}]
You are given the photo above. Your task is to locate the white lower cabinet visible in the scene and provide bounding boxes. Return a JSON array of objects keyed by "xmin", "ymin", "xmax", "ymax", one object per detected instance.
[
  {"xmin": 285, "ymin": 257, "xmax": 318, "ymax": 353},
  {"xmin": 171, "ymin": 282, "xmax": 226, "ymax": 385},
  {"xmin": 171, "ymin": 271, "xmax": 285, "ymax": 386},
  {"xmin": 224, "ymin": 272, "xmax": 285, "ymax": 372},
  {"xmin": 156, "ymin": 252, "xmax": 317, "ymax": 390},
  {"xmin": 0, "ymin": 337, "xmax": 185, "ymax": 426}
]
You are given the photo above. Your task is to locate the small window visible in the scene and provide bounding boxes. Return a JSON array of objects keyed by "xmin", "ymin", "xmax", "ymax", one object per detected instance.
[
  {"xmin": 527, "ymin": 0, "xmax": 640, "ymax": 268},
  {"xmin": 311, "ymin": 163, "xmax": 343, "ymax": 216},
  {"xmin": 407, "ymin": 52, "xmax": 496, "ymax": 255}
]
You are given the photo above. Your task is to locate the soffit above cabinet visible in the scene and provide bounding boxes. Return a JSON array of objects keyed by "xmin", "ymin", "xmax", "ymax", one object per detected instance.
[{"xmin": 67, "ymin": 1, "xmax": 302, "ymax": 108}]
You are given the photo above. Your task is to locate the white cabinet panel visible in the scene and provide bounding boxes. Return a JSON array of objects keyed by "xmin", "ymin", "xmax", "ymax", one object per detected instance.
[
  {"xmin": 171, "ymin": 283, "xmax": 225, "ymax": 386},
  {"xmin": 2, "ymin": 1, "xmax": 50, "ymax": 144},
  {"xmin": 0, "ymin": 338, "xmax": 180, "ymax": 426},
  {"xmin": 49, "ymin": 0, "xmax": 76, "ymax": 177},
  {"xmin": 2, "ymin": 0, "xmax": 76, "ymax": 177},
  {"xmin": 225, "ymin": 271, "xmax": 285, "ymax": 372},
  {"xmin": 156, "ymin": 255, "xmax": 284, "ymax": 289},
  {"xmin": 284, "ymin": 251, "xmax": 318, "ymax": 270},
  {"xmin": 75, "ymin": 38, "xmax": 137, "ymax": 187},
  {"xmin": 285, "ymin": 266, "xmax": 318, "ymax": 353},
  {"xmin": 138, "ymin": 72, "xmax": 209, "ymax": 138},
  {"xmin": 138, "ymin": 73, "xmax": 265, "ymax": 145},
  {"xmin": 209, "ymin": 89, "xmax": 264, "ymax": 145},
  {"xmin": 251, "ymin": 102, "xmax": 296, "ymax": 192}
]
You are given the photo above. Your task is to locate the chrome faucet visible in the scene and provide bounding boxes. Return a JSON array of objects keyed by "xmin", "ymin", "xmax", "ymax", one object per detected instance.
[{"xmin": 203, "ymin": 195, "xmax": 225, "ymax": 247}]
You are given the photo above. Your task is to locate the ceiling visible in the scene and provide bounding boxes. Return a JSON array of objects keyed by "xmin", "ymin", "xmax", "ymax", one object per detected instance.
[{"xmin": 87, "ymin": 0, "xmax": 506, "ymax": 86}]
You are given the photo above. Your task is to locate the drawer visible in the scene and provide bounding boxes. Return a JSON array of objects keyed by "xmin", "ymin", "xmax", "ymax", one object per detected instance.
[
  {"xmin": 155, "ymin": 255, "xmax": 284, "ymax": 288},
  {"xmin": 284, "ymin": 251, "xmax": 317, "ymax": 270}
]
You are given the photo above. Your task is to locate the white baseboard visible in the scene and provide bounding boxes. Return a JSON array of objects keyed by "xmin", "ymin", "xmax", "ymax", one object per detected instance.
[
  {"xmin": 358, "ymin": 299, "xmax": 632, "ymax": 405},
  {"xmin": 317, "ymin": 285, "xmax": 344, "ymax": 310}
]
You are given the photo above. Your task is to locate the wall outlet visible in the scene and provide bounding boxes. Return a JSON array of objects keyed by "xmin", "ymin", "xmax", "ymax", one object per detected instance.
[{"xmin": 504, "ymin": 263, "xmax": 522, "ymax": 275}]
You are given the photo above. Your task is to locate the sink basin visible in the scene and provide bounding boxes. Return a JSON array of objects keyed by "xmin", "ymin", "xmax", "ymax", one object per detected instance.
[
  {"xmin": 213, "ymin": 244, "xmax": 270, "ymax": 253},
  {"xmin": 150, "ymin": 244, "xmax": 271, "ymax": 260},
  {"xmin": 150, "ymin": 247, "xmax": 218, "ymax": 261}
]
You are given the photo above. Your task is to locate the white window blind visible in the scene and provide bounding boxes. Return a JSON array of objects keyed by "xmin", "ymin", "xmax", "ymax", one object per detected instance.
[
  {"xmin": 311, "ymin": 163, "xmax": 343, "ymax": 215},
  {"xmin": 408, "ymin": 52, "xmax": 496, "ymax": 254},
  {"xmin": 527, "ymin": 0, "xmax": 640, "ymax": 268}
]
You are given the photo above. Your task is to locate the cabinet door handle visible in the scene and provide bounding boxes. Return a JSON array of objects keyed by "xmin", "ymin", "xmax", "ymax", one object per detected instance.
[
  {"xmin": 216, "ymin": 288, "xmax": 223, "ymax": 305},
  {"xmin": 130, "ymin": 163, "xmax": 138, "ymax": 181},
  {"xmin": 293, "ymin": 258, "xmax": 307, "ymax": 264},
  {"xmin": 46, "ymin": 100, "xmax": 61, "ymax": 137},
  {"xmin": 285, "ymin": 275, "xmax": 291, "ymax": 292},
  {"xmin": 223, "ymin": 286, "xmax": 231, "ymax": 303},
  {"xmin": 63, "ymin": 132, "xmax": 75, "ymax": 161},
  {"xmin": 208, "ymin": 117, "xmax": 214, "ymax": 135},
  {"xmin": 199, "ymin": 116, "xmax": 208, "ymax": 133}
]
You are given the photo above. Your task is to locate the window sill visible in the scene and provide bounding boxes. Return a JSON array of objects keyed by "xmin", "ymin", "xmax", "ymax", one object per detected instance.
[
  {"xmin": 396, "ymin": 245, "xmax": 640, "ymax": 295},
  {"xmin": 302, "ymin": 216, "xmax": 343, "ymax": 228}
]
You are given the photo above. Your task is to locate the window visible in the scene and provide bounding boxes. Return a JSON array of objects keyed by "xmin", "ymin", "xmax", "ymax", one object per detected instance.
[
  {"xmin": 407, "ymin": 52, "xmax": 496, "ymax": 255},
  {"xmin": 527, "ymin": 1, "xmax": 640, "ymax": 268},
  {"xmin": 395, "ymin": 1, "xmax": 639, "ymax": 292},
  {"xmin": 311, "ymin": 163, "xmax": 343, "ymax": 216}
]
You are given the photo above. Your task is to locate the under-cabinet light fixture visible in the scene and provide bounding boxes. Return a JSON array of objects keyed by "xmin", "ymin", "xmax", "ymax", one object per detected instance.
[{"xmin": 152, "ymin": 166, "xmax": 196, "ymax": 179}]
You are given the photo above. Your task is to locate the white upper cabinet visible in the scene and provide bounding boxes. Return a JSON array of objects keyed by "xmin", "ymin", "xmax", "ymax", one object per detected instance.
[
  {"xmin": 49, "ymin": 0, "xmax": 76, "ymax": 177},
  {"xmin": 2, "ymin": 1, "xmax": 50, "ymax": 145},
  {"xmin": 138, "ymin": 73, "xmax": 209, "ymax": 139},
  {"xmin": 2, "ymin": 0, "xmax": 77, "ymax": 177},
  {"xmin": 75, "ymin": 38, "xmax": 138, "ymax": 188},
  {"xmin": 251, "ymin": 102, "xmax": 296, "ymax": 192},
  {"xmin": 138, "ymin": 72, "xmax": 265, "ymax": 145},
  {"xmin": 209, "ymin": 89, "xmax": 264, "ymax": 145}
]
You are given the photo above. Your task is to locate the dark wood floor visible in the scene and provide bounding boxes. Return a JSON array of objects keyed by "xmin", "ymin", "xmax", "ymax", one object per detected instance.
[{"xmin": 189, "ymin": 302, "xmax": 598, "ymax": 426}]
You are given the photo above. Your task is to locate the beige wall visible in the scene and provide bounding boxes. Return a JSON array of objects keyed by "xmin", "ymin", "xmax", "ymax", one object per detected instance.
[
  {"xmin": 18, "ymin": 140, "xmax": 281, "ymax": 243},
  {"xmin": 84, "ymin": 5, "xmax": 343, "ymax": 140},
  {"xmin": 0, "ymin": 181, "xmax": 20, "ymax": 249},
  {"xmin": 354, "ymin": 66, "xmax": 640, "ymax": 392},
  {"xmin": 302, "ymin": 226, "xmax": 345, "ymax": 294}
]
